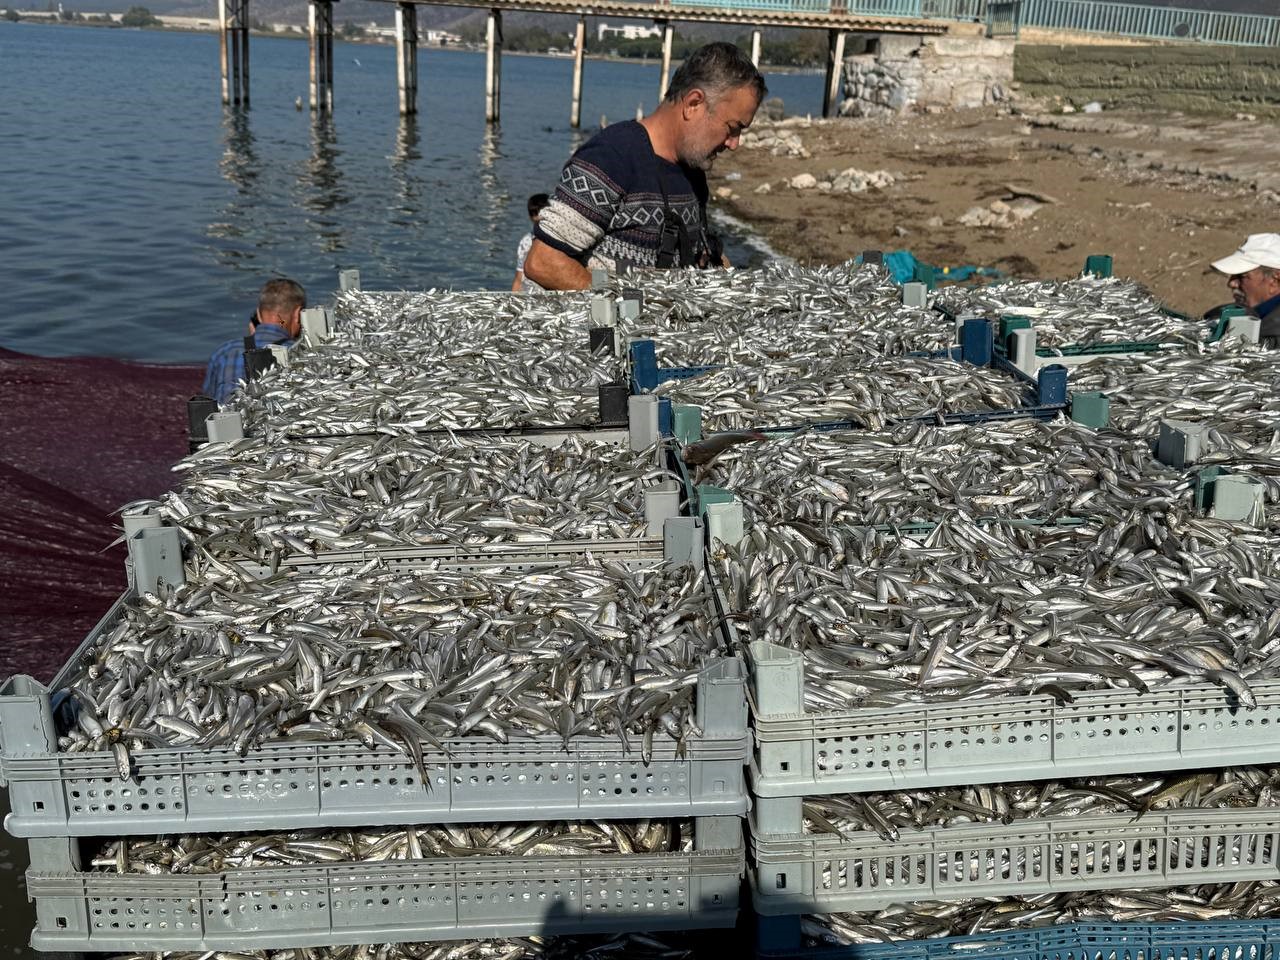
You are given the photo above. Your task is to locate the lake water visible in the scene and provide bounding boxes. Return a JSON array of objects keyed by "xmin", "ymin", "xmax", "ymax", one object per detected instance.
[{"xmin": 0, "ymin": 21, "xmax": 822, "ymax": 363}]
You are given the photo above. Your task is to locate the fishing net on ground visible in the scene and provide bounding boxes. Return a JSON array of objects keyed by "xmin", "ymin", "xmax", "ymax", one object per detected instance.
[{"xmin": 0, "ymin": 348, "xmax": 200, "ymax": 682}]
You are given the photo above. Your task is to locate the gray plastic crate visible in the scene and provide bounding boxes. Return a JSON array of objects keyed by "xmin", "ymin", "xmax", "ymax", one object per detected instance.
[
  {"xmin": 749, "ymin": 807, "xmax": 1280, "ymax": 915},
  {"xmin": 1, "ymin": 664, "xmax": 746, "ymax": 838},
  {"xmin": 748, "ymin": 640, "xmax": 1280, "ymax": 798},
  {"xmin": 0, "ymin": 541, "xmax": 747, "ymax": 838},
  {"xmin": 243, "ymin": 536, "xmax": 666, "ymax": 577},
  {"xmin": 24, "ymin": 818, "xmax": 744, "ymax": 952}
]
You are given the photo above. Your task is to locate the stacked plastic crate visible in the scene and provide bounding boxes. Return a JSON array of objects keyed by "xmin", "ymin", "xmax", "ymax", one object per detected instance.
[{"xmin": 0, "ymin": 284, "xmax": 751, "ymax": 954}]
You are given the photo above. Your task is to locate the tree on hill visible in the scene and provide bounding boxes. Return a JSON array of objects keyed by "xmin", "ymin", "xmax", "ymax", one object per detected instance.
[{"xmin": 121, "ymin": 5, "xmax": 160, "ymax": 27}]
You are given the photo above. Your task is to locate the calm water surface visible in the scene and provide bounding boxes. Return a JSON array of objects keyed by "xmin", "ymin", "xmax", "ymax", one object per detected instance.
[{"xmin": 0, "ymin": 22, "xmax": 822, "ymax": 362}]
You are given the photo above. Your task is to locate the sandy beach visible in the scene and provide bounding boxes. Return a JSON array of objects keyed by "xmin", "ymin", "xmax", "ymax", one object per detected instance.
[{"xmin": 713, "ymin": 105, "xmax": 1280, "ymax": 317}]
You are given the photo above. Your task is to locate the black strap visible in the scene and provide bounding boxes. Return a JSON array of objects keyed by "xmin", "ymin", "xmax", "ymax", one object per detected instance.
[{"xmin": 650, "ymin": 140, "xmax": 698, "ymax": 269}]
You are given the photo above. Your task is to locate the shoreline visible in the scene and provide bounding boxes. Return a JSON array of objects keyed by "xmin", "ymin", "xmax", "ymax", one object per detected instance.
[
  {"xmin": 709, "ymin": 106, "xmax": 1280, "ymax": 316},
  {"xmin": 0, "ymin": 18, "xmax": 819, "ymax": 71}
]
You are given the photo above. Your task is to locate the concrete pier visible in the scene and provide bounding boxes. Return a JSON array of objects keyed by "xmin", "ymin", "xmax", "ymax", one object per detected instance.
[
  {"xmin": 219, "ymin": 0, "xmax": 249, "ymax": 105},
  {"xmin": 395, "ymin": 1, "xmax": 419, "ymax": 115},
  {"xmin": 485, "ymin": 9, "xmax": 503, "ymax": 123},
  {"xmin": 570, "ymin": 15, "xmax": 586, "ymax": 128},
  {"xmin": 308, "ymin": 0, "xmax": 334, "ymax": 112},
  {"xmin": 823, "ymin": 28, "xmax": 847, "ymax": 117}
]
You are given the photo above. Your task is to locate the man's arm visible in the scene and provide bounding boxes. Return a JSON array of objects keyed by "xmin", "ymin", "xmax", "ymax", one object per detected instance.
[
  {"xmin": 525, "ymin": 240, "xmax": 591, "ymax": 291},
  {"xmin": 511, "ymin": 270, "xmax": 525, "ymax": 292},
  {"xmin": 529, "ymin": 137, "xmax": 627, "ymax": 290}
]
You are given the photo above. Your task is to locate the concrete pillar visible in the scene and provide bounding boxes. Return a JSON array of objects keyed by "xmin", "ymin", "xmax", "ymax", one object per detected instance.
[
  {"xmin": 570, "ymin": 15, "xmax": 586, "ymax": 128},
  {"xmin": 309, "ymin": 0, "xmax": 333, "ymax": 112},
  {"xmin": 823, "ymin": 29, "xmax": 846, "ymax": 118},
  {"xmin": 240, "ymin": 0, "xmax": 250, "ymax": 106},
  {"xmin": 395, "ymin": 1, "xmax": 418, "ymax": 115},
  {"xmin": 220, "ymin": 0, "xmax": 250, "ymax": 105},
  {"xmin": 485, "ymin": 9, "xmax": 503, "ymax": 124},
  {"xmin": 658, "ymin": 20, "xmax": 674, "ymax": 102},
  {"xmin": 218, "ymin": 0, "xmax": 229, "ymax": 103},
  {"xmin": 750, "ymin": 29, "xmax": 762, "ymax": 67}
]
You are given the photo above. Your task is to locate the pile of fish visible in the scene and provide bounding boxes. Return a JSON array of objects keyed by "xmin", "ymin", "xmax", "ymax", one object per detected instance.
[
  {"xmin": 331, "ymin": 290, "xmax": 590, "ymax": 340},
  {"xmin": 159, "ymin": 434, "xmax": 672, "ymax": 560},
  {"xmin": 716, "ymin": 517, "xmax": 1280, "ymax": 709},
  {"xmin": 699, "ymin": 420, "xmax": 1185, "ymax": 525},
  {"xmin": 655, "ymin": 356, "xmax": 1028, "ymax": 431},
  {"xmin": 607, "ymin": 262, "xmax": 955, "ymax": 364},
  {"xmin": 1066, "ymin": 342, "xmax": 1280, "ymax": 453},
  {"xmin": 802, "ymin": 881, "xmax": 1280, "ymax": 944},
  {"xmin": 60, "ymin": 562, "xmax": 726, "ymax": 765},
  {"xmin": 797, "ymin": 767, "xmax": 1280, "ymax": 840},
  {"xmin": 931, "ymin": 275, "xmax": 1204, "ymax": 347},
  {"xmin": 108, "ymin": 933, "xmax": 694, "ymax": 960},
  {"xmin": 89, "ymin": 820, "xmax": 694, "ymax": 873}
]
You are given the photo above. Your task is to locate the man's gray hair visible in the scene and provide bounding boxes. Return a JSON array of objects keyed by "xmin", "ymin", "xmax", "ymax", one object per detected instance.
[
  {"xmin": 663, "ymin": 42, "xmax": 767, "ymax": 106},
  {"xmin": 258, "ymin": 278, "xmax": 307, "ymax": 317}
]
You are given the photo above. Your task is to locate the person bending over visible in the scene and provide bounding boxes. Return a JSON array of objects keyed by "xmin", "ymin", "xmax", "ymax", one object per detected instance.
[{"xmin": 524, "ymin": 42, "xmax": 765, "ymax": 291}]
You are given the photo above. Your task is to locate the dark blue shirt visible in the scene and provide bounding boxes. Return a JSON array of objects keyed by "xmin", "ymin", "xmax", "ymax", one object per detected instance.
[
  {"xmin": 202, "ymin": 322, "xmax": 294, "ymax": 404},
  {"xmin": 1255, "ymin": 294, "xmax": 1280, "ymax": 322}
]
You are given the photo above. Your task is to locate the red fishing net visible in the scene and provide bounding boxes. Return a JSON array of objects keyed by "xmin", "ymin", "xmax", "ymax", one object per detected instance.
[{"xmin": 0, "ymin": 349, "xmax": 201, "ymax": 683}]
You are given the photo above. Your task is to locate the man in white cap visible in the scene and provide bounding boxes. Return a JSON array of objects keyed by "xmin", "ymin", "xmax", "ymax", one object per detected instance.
[{"xmin": 1211, "ymin": 233, "xmax": 1280, "ymax": 342}]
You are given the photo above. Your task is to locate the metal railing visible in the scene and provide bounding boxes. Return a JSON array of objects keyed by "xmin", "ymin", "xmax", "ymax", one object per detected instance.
[
  {"xmin": 923, "ymin": 0, "xmax": 987, "ymax": 21},
  {"xmin": 1015, "ymin": 0, "xmax": 1280, "ymax": 46},
  {"xmin": 670, "ymin": 0, "xmax": 1278, "ymax": 44},
  {"xmin": 986, "ymin": 0, "xmax": 1020, "ymax": 35},
  {"xmin": 669, "ymin": 0, "xmax": 836, "ymax": 12}
]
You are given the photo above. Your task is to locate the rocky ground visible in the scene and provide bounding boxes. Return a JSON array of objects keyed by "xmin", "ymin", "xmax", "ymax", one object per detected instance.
[{"xmin": 714, "ymin": 104, "xmax": 1280, "ymax": 316}]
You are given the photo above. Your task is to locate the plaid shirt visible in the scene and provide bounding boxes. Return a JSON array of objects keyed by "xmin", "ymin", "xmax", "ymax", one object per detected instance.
[{"xmin": 202, "ymin": 321, "xmax": 294, "ymax": 404}]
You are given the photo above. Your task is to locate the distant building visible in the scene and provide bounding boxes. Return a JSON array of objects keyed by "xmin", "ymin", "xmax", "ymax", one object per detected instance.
[
  {"xmin": 596, "ymin": 22, "xmax": 661, "ymax": 43},
  {"xmin": 364, "ymin": 24, "xmax": 461, "ymax": 44}
]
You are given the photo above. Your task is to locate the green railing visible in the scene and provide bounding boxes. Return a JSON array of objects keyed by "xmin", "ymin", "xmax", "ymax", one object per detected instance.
[
  {"xmin": 669, "ymin": 0, "xmax": 835, "ymax": 12},
  {"xmin": 1014, "ymin": 0, "xmax": 1280, "ymax": 46},
  {"xmin": 670, "ymin": 0, "xmax": 1278, "ymax": 45},
  {"xmin": 986, "ymin": 0, "xmax": 1020, "ymax": 35},
  {"xmin": 922, "ymin": 0, "xmax": 986, "ymax": 21}
]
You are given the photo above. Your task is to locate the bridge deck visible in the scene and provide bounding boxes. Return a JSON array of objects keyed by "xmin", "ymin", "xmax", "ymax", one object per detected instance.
[{"xmin": 373, "ymin": 0, "xmax": 949, "ymax": 34}]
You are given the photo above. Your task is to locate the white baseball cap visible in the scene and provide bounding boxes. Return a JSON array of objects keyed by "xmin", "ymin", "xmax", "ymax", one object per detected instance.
[{"xmin": 1212, "ymin": 233, "xmax": 1280, "ymax": 275}]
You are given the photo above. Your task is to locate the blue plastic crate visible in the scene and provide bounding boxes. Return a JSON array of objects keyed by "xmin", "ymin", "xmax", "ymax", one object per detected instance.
[{"xmin": 758, "ymin": 919, "xmax": 1278, "ymax": 960}]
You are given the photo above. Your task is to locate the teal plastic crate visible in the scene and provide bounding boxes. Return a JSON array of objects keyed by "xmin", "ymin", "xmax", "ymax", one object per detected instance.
[{"xmin": 757, "ymin": 919, "xmax": 1278, "ymax": 959}]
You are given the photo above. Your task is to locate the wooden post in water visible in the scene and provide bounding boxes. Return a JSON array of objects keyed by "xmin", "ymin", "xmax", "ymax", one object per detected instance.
[
  {"xmin": 657, "ymin": 20, "xmax": 673, "ymax": 102},
  {"xmin": 750, "ymin": 29, "xmax": 762, "ymax": 67},
  {"xmin": 823, "ymin": 29, "xmax": 846, "ymax": 118},
  {"xmin": 485, "ymin": 9, "xmax": 503, "ymax": 124},
  {"xmin": 570, "ymin": 15, "xmax": 586, "ymax": 128},
  {"xmin": 309, "ymin": 0, "xmax": 334, "ymax": 112},
  {"xmin": 395, "ymin": 2, "xmax": 419, "ymax": 115}
]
